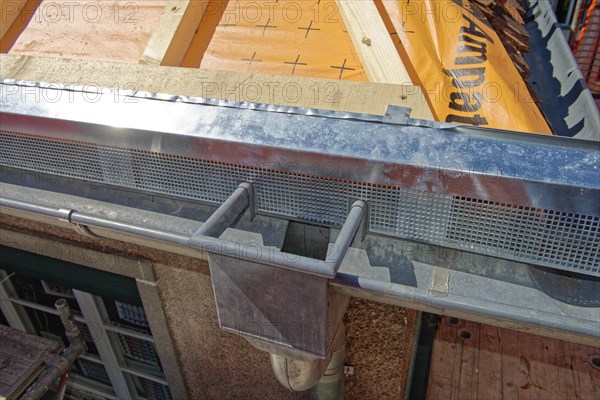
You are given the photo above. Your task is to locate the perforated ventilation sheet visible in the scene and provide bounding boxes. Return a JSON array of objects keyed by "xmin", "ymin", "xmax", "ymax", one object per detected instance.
[{"xmin": 1, "ymin": 130, "xmax": 597, "ymax": 274}]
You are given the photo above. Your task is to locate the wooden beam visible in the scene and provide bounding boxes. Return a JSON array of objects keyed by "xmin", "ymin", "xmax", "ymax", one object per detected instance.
[
  {"xmin": 140, "ymin": 0, "xmax": 209, "ymax": 66},
  {"xmin": 0, "ymin": 0, "xmax": 27, "ymax": 40},
  {"xmin": 336, "ymin": 0, "xmax": 412, "ymax": 85},
  {"xmin": 0, "ymin": 54, "xmax": 433, "ymax": 119}
]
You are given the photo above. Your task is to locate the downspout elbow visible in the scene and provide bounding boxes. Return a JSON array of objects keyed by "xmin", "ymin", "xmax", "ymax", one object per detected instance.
[{"xmin": 269, "ymin": 323, "xmax": 346, "ymax": 395}]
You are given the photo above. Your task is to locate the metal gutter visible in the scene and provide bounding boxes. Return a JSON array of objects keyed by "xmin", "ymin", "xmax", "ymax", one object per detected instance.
[
  {"xmin": 1, "ymin": 183, "xmax": 598, "ymax": 345},
  {"xmin": 0, "ymin": 77, "xmax": 598, "ymax": 345},
  {"xmin": 1, "ymin": 191, "xmax": 366, "ymax": 279}
]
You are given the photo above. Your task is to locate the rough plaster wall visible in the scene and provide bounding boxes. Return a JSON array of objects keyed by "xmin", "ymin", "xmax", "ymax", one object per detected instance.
[
  {"xmin": 344, "ymin": 298, "xmax": 418, "ymax": 399},
  {"xmin": 0, "ymin": 215, "xmax": 417, "ymax": 398},
  {"xmin": 154, "ymin": 263, "xmax": 306, "ymax": 400}
]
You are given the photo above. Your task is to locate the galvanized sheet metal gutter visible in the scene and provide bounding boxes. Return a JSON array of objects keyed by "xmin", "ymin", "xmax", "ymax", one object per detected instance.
[
  {"xmin": 0, "ymin": 81, "xmax": 599, "ymax": 344},
  {"xmin": 1, "ymin": 181, "xmax": 598, "ymax": 345}
]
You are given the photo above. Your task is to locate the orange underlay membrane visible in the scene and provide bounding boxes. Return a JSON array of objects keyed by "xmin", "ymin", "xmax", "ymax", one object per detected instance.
[
  {"xmin": 181, "ymin": 0, "xmax": 368, "ymax": 81},
  {"xmin": 7, "ymin": 0, "xmax": 167, "ymax": 63},
  {"xmin": 382, "ymin": 0, "xmax": 552, "ymax": 134},
  {"xmin": 182, "ymin": 0, "xmax": 551, "ymax": 134},
  {"xmin": 7, "ymin": 0, "xmax": 551, "ymax": 133}
]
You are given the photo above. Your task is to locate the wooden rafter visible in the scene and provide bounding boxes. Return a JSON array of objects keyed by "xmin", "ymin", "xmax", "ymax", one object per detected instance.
[
  {"xmin": 336, "ymin": 0, "xmax": 413, "ymax": 85},
  {"xmin": 0, "ymin": 0, "xmax": 27, "ymax": 40},
  {"xmin": 140, "ymin": 0, "xmax": 209, "ymax": 66}
]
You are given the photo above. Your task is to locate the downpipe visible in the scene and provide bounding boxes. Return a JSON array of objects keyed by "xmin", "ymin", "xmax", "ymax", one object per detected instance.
[
  {"xmin": 269, "ymin": 324, "xmax": 346, "ymax": 398},
  {"xmin": 310, "ymin": 338, "xmax": 346, "ymax": 400}
]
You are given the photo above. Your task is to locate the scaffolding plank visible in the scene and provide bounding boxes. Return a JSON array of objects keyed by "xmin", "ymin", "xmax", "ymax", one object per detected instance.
[
  {"xmin": 0, "ymin": 324, "xmax": 61, "ymax": 400},
  {"xmin": 427, "ymin": 317, "xmax": 600, "ymax": 399},
  {"xmin": 474, "ymin": 324, "xmax": 503, "ymax": 399}
]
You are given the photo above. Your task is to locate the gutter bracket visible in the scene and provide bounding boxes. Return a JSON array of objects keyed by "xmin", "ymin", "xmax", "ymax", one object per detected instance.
[{"xmin": 58, "ymin": 209, "xmax": 101, "ymax": 239}]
